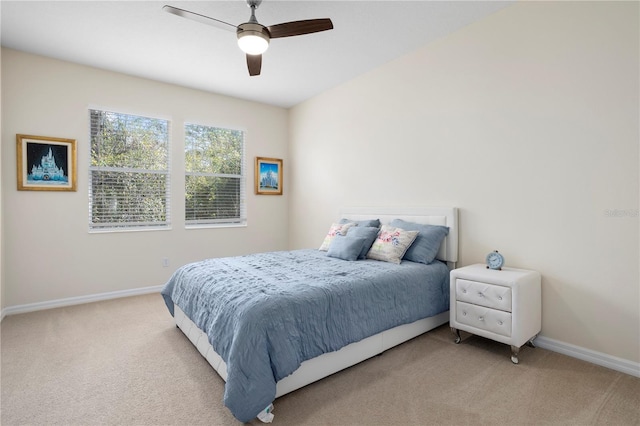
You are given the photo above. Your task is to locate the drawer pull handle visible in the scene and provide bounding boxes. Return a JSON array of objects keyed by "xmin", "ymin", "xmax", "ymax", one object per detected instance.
[
  {"xmin": 462, "ymin": 311, "xmax": 467, "ymax": 316},
  {"xmin": 478, "ymin": 292, "xmax": 484, "ymax": 297},
  {"xmin": 478, "ymin": 316, "xmax": 484, "ymax": 321},
  {"xmin": 498, "ymin": 296, "xmax": 503, "ymax": 300},
  {"xmin": 498, "ymin": 320, "xmax": 503, "ymax": 325}
]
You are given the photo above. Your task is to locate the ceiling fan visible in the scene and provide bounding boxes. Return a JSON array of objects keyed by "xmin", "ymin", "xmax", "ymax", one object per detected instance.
[{"xmin": 163, "ymin": 1, "xmax": 334, "ymax": 76}]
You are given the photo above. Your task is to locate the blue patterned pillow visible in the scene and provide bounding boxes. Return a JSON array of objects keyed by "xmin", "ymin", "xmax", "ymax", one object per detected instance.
[
  {"xmin": 327, "ymin": 235, "xmax": 368, "ymax": 261},
  {"xmin": 390, "ymin": 219, "xmax": 449, "ymax": 264},
  {"xmin": 346, "ymin": 226, "xmax": 380, "ymax": 259}
]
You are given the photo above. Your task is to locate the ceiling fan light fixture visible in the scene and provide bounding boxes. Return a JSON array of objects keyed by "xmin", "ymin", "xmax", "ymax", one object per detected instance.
[
  {"xmin": 164, "ymin": 2, "xmax": 333, "ymax": 76},
  {"xmin": 237, "ymin": 23, "xmax": 270, "ymax": 55}
]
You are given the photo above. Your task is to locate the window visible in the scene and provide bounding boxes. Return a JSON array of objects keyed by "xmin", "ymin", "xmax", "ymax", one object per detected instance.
[
  {"xmin": 89, "ymin": 109, "xmax": 170, "ymax": 231},
  {"xmin": 185, "ymin": 123, "xmax": 246, "ymax": 227}
]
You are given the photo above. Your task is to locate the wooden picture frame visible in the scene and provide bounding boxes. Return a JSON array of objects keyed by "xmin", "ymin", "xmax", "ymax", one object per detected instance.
[
  {"xmin": 255, "ymin": 157, "xmax": 283, "ymax": 195},
  {"xmin": 17, "ymin": 134, "xmax": 77, "ymax": 191}
]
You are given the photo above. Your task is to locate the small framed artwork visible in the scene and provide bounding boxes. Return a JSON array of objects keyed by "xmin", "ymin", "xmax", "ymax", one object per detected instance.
[
  {"xmin": 255, "ymin": 157, "xmax": 283, "ymax": 195},
  {"xmin": 16, "ymin": 134, "xmax": 77, "ymax": 191}
]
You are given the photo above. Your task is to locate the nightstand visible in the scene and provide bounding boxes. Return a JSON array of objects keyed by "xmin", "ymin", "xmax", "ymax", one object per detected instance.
[{"xmin": 449, "ymin": 264, "xmax": 541, "ymax": 364}]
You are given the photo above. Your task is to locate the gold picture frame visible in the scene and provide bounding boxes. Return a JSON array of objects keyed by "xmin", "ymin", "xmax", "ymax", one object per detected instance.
[
  {"xmin": 255, "ymin": 157, "xmax": 283, "ymax": 195},
  {"xmin": 17, "ymin": 134, "xmax": 77, "ymax": 191}
]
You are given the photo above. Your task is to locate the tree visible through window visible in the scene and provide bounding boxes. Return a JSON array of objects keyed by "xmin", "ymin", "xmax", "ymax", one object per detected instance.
[
  {"xmin": 89, "ymin": 109, "xmax": 170, "ymax": 230},
  {"xmin": 185, "ymin": 123, "xmax": 245, "ymax": 226}
]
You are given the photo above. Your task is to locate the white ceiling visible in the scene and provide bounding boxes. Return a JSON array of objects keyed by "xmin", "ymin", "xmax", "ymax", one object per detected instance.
[{"xmin": 1, "ymin": 1, "xmax": 513, "ymax": 108}]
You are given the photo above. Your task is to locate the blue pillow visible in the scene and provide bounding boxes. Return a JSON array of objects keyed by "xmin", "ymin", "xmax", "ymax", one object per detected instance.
[
  {"xmin": 346, "ymin": 226, "xmax": 380, "ymax": 259},
  {"xmin": 327, "ymin": 235, "xmax": 368, "ymax": 261},
  {"xmin": 390, "ymin": 219, "xmax": 449, "ymax": 264},
  {"xmin": 339, "ymin": 218, "xmax": 381, "ymax": 228}
]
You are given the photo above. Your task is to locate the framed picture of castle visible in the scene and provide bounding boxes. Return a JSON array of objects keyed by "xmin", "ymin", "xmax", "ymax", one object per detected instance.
[
  {"xmin": 17, "ymin": 134, "xmax": 77, "ymax": 191},
  {"xmin": 255, "ymin": 157, "xmax": 282, "ymax": 195}
]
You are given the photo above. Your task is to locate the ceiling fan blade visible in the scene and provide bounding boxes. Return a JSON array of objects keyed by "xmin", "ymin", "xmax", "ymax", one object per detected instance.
[
  {"xmin": 267, "ymin": 19, "xmax": 333, "ymax": 39},
  {"xmin": 246, "ymin": 54, "xmax": 262, "ymax": 76},
  {"xmin": 163, "ymin": 5, "xmax": 236, "ymax": 32}
]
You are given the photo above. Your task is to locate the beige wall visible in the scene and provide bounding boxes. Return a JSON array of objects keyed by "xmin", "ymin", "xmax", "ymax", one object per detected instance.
[
  {"xmin": 1, "ymin": 48, "xmax": 289, "ymax": 307},
  {"xmin": 289, "ymin": 1, "xmax": 639, "ymax": 363}
]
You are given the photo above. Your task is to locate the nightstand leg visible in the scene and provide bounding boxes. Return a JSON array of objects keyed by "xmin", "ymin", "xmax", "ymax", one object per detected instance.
[
  {"xmin": 526, "ymin": 335, "xmax": 537, "ymax": 348},
  {"xmin": 451, "ymin": 327, "xmax": 461, "ymax": 344},
  {"xmin": 510, "ymin": 345, "xmax": 520, "ymax": 364}
]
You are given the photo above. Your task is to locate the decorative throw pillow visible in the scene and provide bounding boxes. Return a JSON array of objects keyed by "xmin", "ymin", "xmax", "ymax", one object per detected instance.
[
  {"xmin": 366, "ymin": 225, "xmax": 419, "ymax": 264},
  {"xmin": 346, "ymin": 226, "xmax": 380, "ymax": 259},
  {"xmin": 390, "ymin": 219, "xmax": 449, "ymax": 264},
  {"xmin": 319, "ymin": 222, "xmax": 356, "ymax": 251},
  {"xmin": 339, "ymin": 218, "xmax": 381, "ymax": 228},
  {"xmin": 327, "ymin": 235, "xmax": 368, "ymax": 261}
]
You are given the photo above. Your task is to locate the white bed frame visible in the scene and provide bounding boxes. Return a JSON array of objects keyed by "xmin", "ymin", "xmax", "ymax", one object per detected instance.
[{"xmin": 172, "ymin": 207, "xmax": 458, "ymax": 414}]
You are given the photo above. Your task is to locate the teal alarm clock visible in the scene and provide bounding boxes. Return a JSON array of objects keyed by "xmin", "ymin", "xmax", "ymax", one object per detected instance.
[{"xmin": 486, "ymin": 250, "xmax": 504, "ymax": 270}]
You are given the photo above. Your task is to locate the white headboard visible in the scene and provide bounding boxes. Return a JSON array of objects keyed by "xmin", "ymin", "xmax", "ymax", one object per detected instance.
[{"xmin": 338, "ymin": 207, "xmax": 459, "ymax": 267}]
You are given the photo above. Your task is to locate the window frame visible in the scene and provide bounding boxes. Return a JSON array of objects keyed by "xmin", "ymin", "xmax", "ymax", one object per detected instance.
[
  {"xmin": 88, "ymin": 108, "xmax": 171, "ymax": 233},
  {"xmin": 184, "ymin": 122, "xmax": 247, "ymax": 229}
]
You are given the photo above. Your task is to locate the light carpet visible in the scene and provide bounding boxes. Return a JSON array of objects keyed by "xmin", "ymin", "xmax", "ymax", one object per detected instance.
[{"xmin": 1, "ymin": 294, "xmax": 639, "ymax": 425}]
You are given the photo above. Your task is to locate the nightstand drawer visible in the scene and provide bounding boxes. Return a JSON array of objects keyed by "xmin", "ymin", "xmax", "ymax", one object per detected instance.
[
  {"xmin": 455, "ymin": 301, "xmax": 512, "ymax": 337},
  {"xmin": 455, "ymin": 279, "xmax": 512, "ymax": 312}
]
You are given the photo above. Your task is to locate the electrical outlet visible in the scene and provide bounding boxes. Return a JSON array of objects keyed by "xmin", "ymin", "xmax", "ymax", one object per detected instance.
[{"xmin": 162, "ymin": 258, "xmax": 170, "ymax": 267}]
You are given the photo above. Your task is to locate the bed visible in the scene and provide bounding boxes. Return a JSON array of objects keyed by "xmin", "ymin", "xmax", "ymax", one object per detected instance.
[{"xmin": 161, "ymin": 207, "xmax": 458, "ymax": 422}]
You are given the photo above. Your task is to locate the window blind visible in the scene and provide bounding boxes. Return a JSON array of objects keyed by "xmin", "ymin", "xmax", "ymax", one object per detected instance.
[
  {"xmin": 184, "ymin": 123, "xmax": 246, "ymax": 226},
  {"xmin": 89, "ymin": 109, "xmax": 170, "ymax": 230}
]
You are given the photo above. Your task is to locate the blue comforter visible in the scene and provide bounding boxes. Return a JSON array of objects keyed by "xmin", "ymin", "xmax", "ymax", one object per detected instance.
[{"xmin": 161, "ymin": 249, "xmax": 449, "ymax": 422}]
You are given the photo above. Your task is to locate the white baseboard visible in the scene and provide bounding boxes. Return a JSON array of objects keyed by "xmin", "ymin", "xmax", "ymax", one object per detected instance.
[
  {"xmin": 0, "ymin": 285, "xmax": 164, "ymax": 320},
  {"xmin": 535, "ymin": 335, "xmax": 640, "ymax": 378}
]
